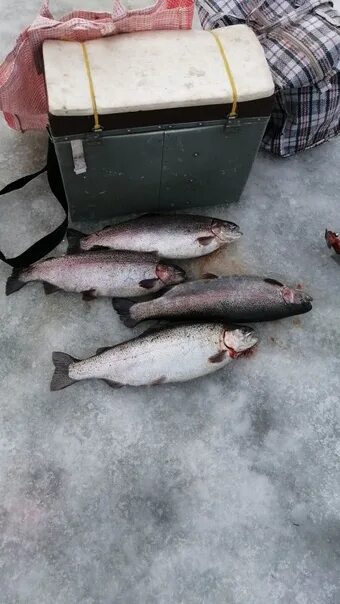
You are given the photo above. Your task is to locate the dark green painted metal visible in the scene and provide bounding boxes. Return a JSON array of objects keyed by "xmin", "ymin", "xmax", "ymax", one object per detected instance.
[
  {"xmin": 160, "ymin": 119, "xmax": 268, "ymax": 210},
  {"xmin": 52, "ymin": 116, "xmax": 269, "ymax": 221},
  {"xmin": 54, "ymin": 131, "xmax": 164, "ymax": 221}
]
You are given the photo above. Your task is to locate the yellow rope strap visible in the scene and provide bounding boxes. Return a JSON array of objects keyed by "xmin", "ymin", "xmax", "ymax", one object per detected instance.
[
  {"xmin": 210, "ymin": 31, "xmax": 238, "ymax": 118},
  {"xmin": 80, "ymin": 35, "xmax": 236, "ymax": 129},
  {"xmin": 81, "ymin": 42, "xmax": 102, "ymax": 132}
]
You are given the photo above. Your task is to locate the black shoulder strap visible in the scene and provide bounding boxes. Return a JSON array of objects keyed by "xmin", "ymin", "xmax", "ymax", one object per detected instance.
[{"xmin": 0, "ymin": 140, "xmax": 68, "ymax": 268}]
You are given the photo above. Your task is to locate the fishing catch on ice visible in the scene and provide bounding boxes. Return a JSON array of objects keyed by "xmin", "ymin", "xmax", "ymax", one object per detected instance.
[
  {"xmin": 6, "ymin": 250, "xmax": 186, "ymax": 299},
  {"xmin": 113, "ymin": 275, "xmax": 313, "ymax": 326},
  {"xmin": 67, "ymin": 213, "xmax": 242, "ymax": 259},
  {"xmin": 50, "ymin": 323, "xmax": 258, "ymax": 391}
]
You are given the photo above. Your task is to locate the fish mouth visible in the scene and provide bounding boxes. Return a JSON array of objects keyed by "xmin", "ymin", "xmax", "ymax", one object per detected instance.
[
  {"xmin": 294, "ymin": 292, "xmax": 313, "ymax": 313},
  {"xmin": 224, "ymin": 325, "xmax": 258, "ymax": 357},
  {"xmin": 302, "ymin": 298, "xmax": 313, "ymax": 312},
  {"xmin": 211, "ymin": 219, "xmax": 242, "ymax": 242},
  {"xmin": 156, "ymin": 263, "xmax": 186, "ymax": 285},
  {"xmin": 282, "ymin": 286, "xmax": 313, "ymax": 307},
  {"xmin": 302, "ymin": 293, "xmax": 313, "ymax": 303}
]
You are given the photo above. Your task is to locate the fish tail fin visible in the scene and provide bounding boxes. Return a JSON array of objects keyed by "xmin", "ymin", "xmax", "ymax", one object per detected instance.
[
  {"xmin": 112, "ymin": 298, "xmax": 138, "ymax": 327},
  {"xmin": 66, "ymin": 228, "xmax": 85, "ymax": 254},
  {"xmin": 6, "ymin": 268, "xmax": 27, "ymax": 296},
  {"xmin": 50, "ymin": 351, "xmax": 78, "ymax": 391}
]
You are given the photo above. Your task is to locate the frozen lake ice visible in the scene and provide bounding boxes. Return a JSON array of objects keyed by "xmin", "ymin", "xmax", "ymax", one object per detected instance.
[{"xmin": 0, "ymin": 2, "xmax": 339, "ymax": 602}]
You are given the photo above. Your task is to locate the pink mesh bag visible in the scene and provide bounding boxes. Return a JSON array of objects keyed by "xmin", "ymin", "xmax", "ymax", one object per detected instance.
[{"xmin": 0, "ymin": 0, "xmax": 194, "ymax": 131}]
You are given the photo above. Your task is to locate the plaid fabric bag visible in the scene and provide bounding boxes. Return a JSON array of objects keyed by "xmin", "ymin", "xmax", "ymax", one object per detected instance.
[{"xmin": 197, "ymin": 0, "xmax": 340, "ymax": 156}]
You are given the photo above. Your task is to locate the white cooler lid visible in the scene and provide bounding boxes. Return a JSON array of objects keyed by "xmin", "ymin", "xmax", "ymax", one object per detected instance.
[{"xmin": 43, "ymin": 25, "xmax": 274, "ymax": 117}]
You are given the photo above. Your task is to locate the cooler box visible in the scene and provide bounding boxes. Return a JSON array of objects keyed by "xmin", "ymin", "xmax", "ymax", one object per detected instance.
[{"xmin": 43, "ymin": 26, "xmax": 274, "ymax": 221}]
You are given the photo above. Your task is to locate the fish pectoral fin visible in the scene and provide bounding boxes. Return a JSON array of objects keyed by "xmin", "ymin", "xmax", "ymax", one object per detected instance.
[
  {"xmin": 139, "ymin": 278, "xmax": 158, "ymax": 290},
  {"xmin": 82, "ymin": 289, "xmax": 97, "ymax": 301},
  {"xmin": 103, "ymin": 379, "xmax": 124, "ymax": 389},
  {"xmin": 197, "ymin": 236, "xmax": 215, "ymax": 246},
  {"xmin": 209, "ymin": 351, "xmax": 226, "ymax": 363},
  {"xmin": 151, "ymin": 376, "xmax": 166, "ymax": 385},
  {"xmin": 96, "ymin": 346, "xmax": 112, "ymax": 355},
  {"xmin": 43, "ymin": 282, "xmax": 61, "ymax": 295},
  {"xmin": 202, "ymin": 272, "xmax": 219, "ymax": 279}
]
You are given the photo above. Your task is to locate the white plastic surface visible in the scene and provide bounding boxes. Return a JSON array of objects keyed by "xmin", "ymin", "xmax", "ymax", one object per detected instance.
[{"xmin": 43, "ymin": 25, "xmax": 274, "ymax": 116}]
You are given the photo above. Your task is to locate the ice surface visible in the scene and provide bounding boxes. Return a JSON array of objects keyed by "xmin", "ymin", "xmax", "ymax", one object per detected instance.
[{"xmin": 0, "ymin": 2, "xmax": 340, "ymax": 603}]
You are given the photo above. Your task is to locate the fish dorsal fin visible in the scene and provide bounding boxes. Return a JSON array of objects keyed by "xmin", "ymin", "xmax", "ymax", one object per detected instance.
[
  {"xmin": 264, "ymin": 278, "xmax": 284, "ymax": 287},
  {"xmin": 96, "ymin": 346, "xmax": 113, "ymax": 355}
]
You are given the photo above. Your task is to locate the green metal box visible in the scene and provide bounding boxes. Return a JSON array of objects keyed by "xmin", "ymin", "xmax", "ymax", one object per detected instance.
[{"xmin": 44, "ymin": 26, "xmax": 274, "ymax": 221}]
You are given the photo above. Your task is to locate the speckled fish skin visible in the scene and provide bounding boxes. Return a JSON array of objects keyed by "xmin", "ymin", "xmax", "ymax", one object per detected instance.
[
  {"xmin": 50, "ymin": 323, "xmax": 258, "ymax": 390},
  {"xmin": 114, "ymin": 275, "xmax": 313, "ymax": 326},
  {"xmin": 6, "ymin": 250, "xmax": 186, "ymax": 298},
  {"xmin": 67, "ymin": 213, "xmax": 242, "ymax": 259}
]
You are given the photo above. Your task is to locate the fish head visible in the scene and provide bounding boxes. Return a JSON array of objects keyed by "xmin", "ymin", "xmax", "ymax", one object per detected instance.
[
  {"xmin": 211, "ymin": 219, "xmax": 242, "ymax": 243},
  {"xmin": 156, "ymin": 262, "xmax": 186, "ymax": 286},
  {"xmin": 325, "ymin": 229, "xmax": 340, "ymax": 253},
  {"xmin": 281, "ymin": 286, "xmax": 313, "ymax": 312},
  {"xmin": 223, "ymin": 325, "xmax": 258, "ymax": 358},
  {"xmin": 263, "ymin": 278, "xmax": 313, "ymax": 314}
]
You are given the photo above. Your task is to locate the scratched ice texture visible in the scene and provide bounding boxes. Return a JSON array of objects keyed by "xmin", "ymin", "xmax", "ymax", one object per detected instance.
[{"xmin": 0, "ymin": 1, "xmax": 340, "ymax": 603}]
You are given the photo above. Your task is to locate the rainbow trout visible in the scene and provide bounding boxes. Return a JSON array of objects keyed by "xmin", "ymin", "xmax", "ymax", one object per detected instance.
[
  {"xmin": 6, "ymin": 250, "xmax": 185, "ymax": 299},
  {"xmin": 51, "ymin": 323, "xmax": 258, "ymax": 390},
  {"xmin": 67, "ymin": 213, "xmax": 241, "ymax": 259},
  {"xmin": 113, "ymin": 275, "xmax": 313, "ymax": 326}
]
